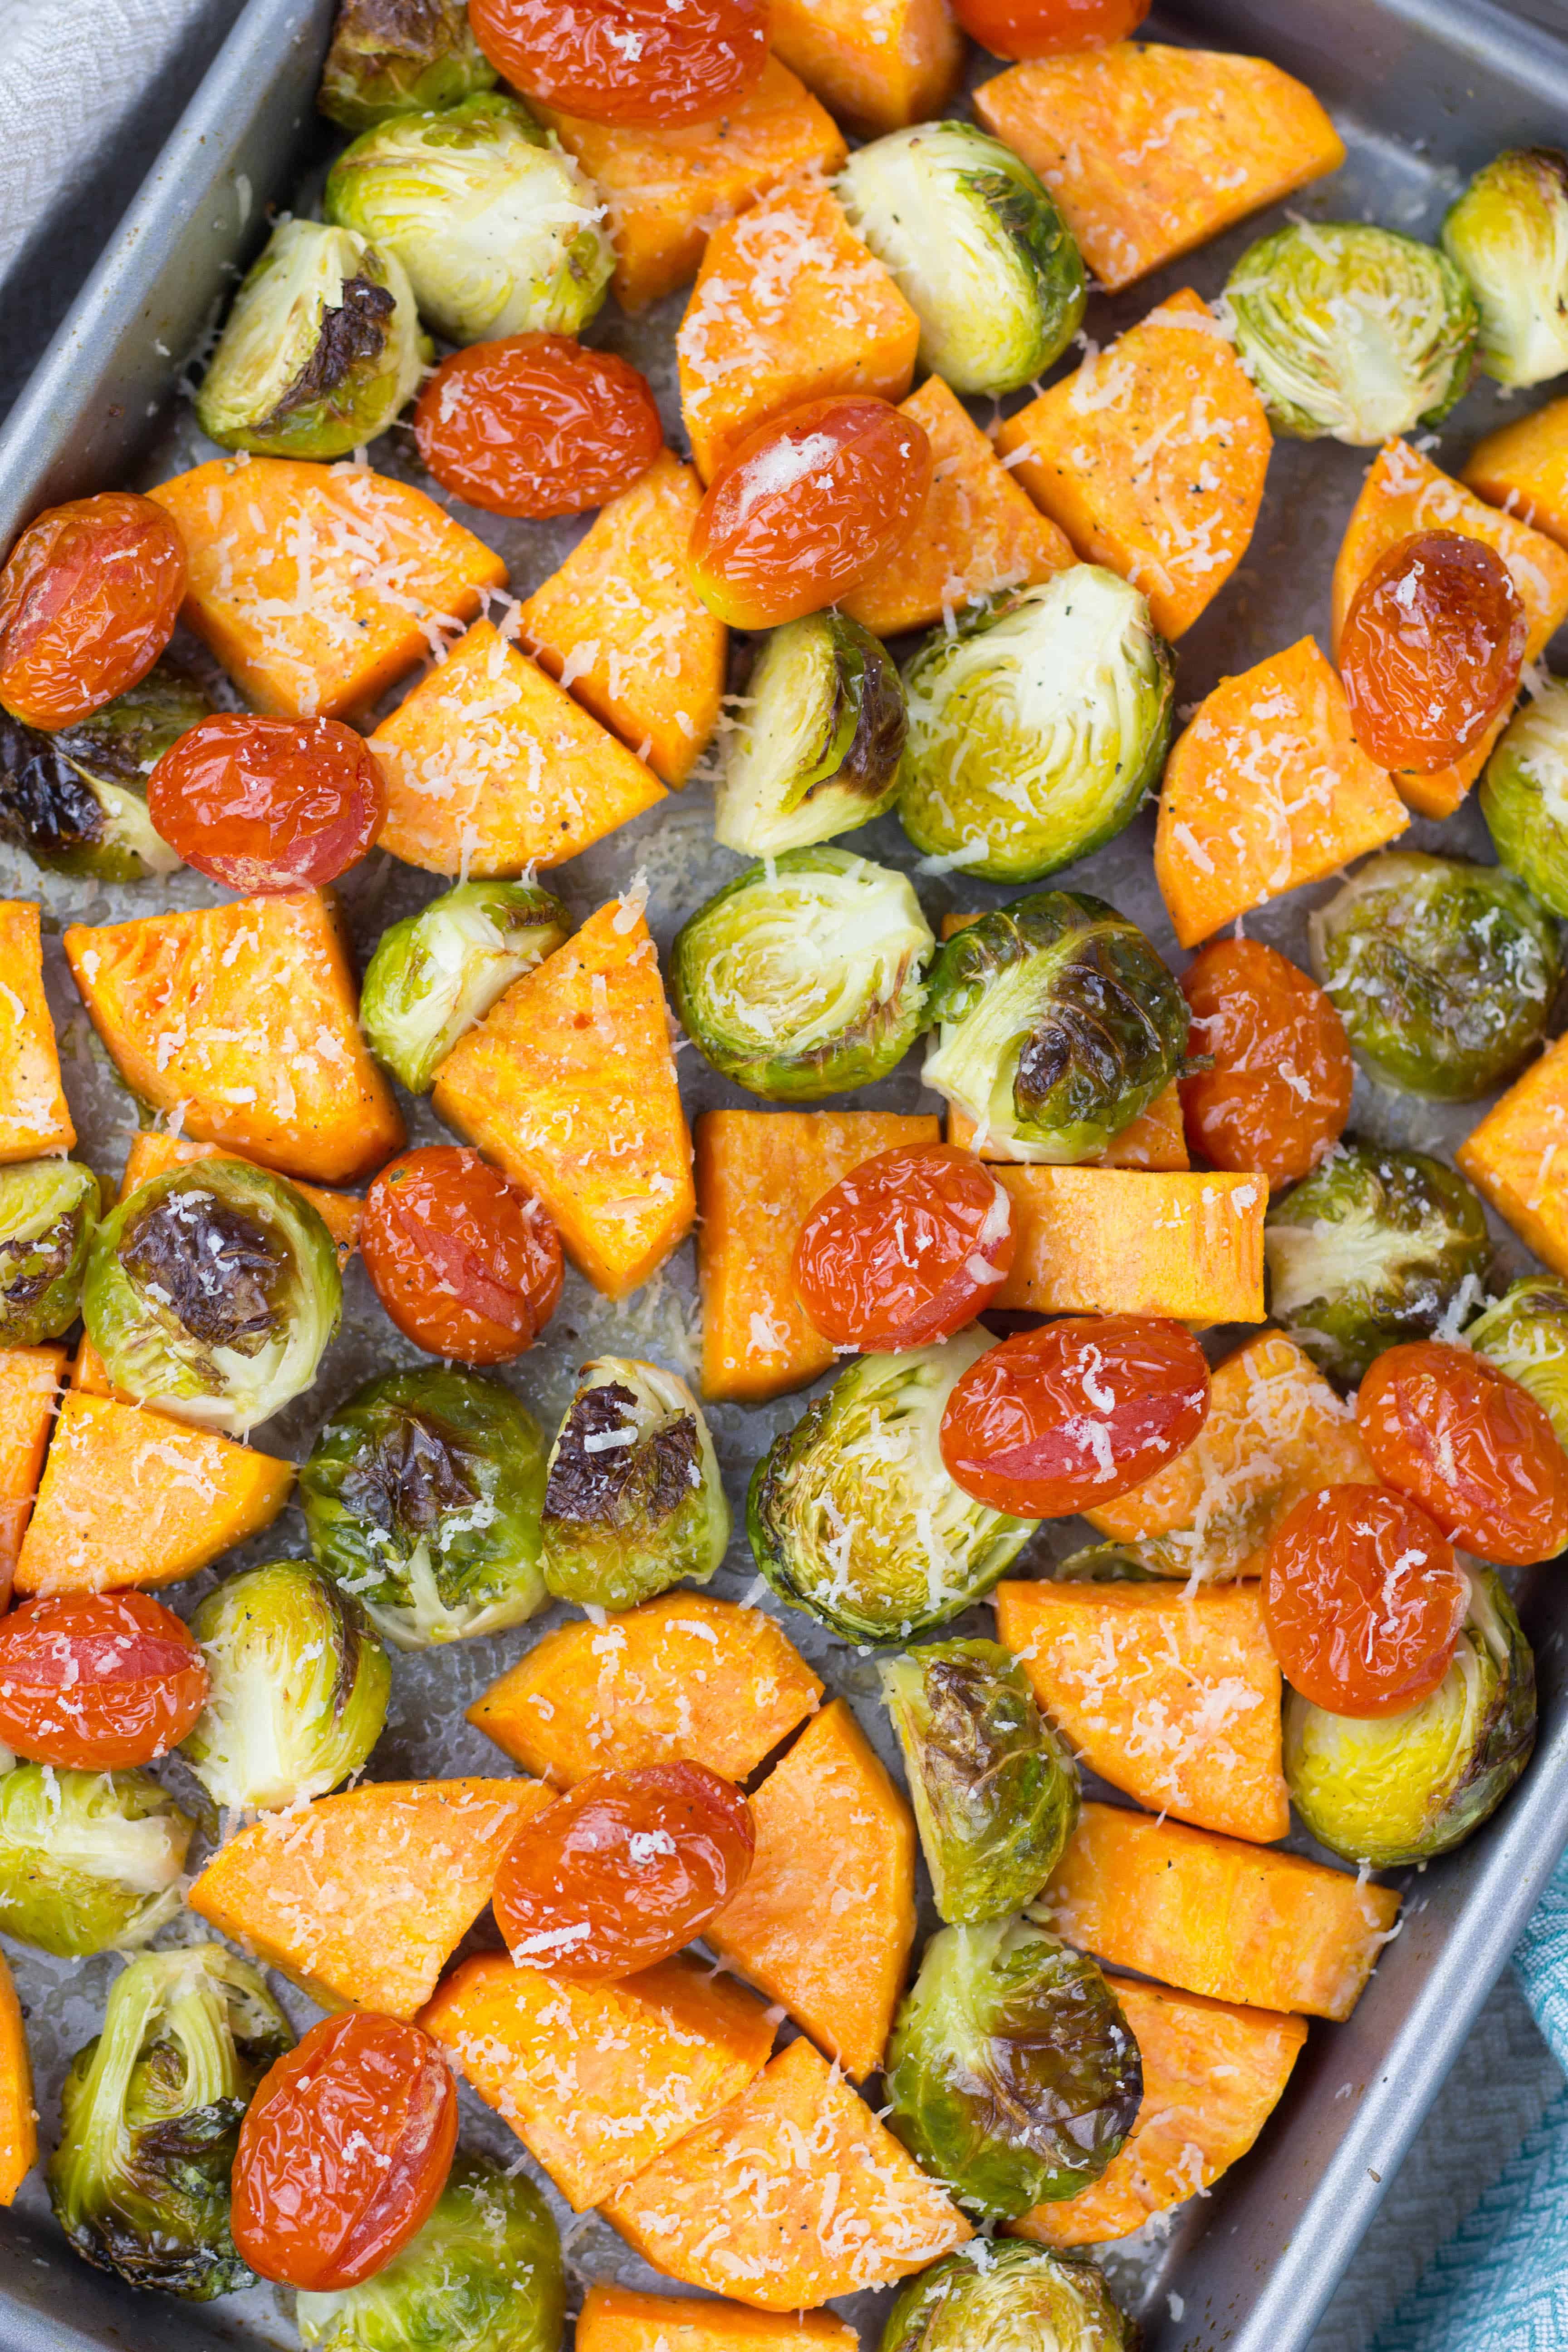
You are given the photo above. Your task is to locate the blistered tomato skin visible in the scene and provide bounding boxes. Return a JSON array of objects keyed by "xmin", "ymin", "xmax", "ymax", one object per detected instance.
[
  {"xmin": 0, "ymin": 493, "xmax": 186, "ymax": 730},
  {"xmin": 794, "ymin": 1145, "xmax": 1014, "ymax": 1353},
  {"xmin": 1357, "ymin": 1341, "xmax": 1568, "ymax": 1566},
  {"xmin": 953, "ymin": 0, "xmax": 1150, "ymax": 56},
  {"xmin": 492, "ymin": 1762, "xmax": 755, "ymax": 1981},
  {"xmin": 1340, "ymin": 530, "xmax": 1527, "ymax": 773},
  {"xmin": 232, "ymin": 2012, "xmax": 457, "ymax": 2291},
  {"xmin": 363, "ymin": 1147, "xmax": 563, "ymax": 1364},
  {"xmin": 414, "ymin": 337, "xmax": 664, "ymax": 520},
  {"xmin": 1263, "ymin": 1483, "xmax": 1467, "ymax": 1717},
  {"xmin": 467, "ymin": 0, "xmax": 769, "ymax": 126},
  {"xmin": 1179, "ymin": 938, "xmax": 1353, "ymax": 1191},
  {"xmin": 689, "ymin": 397, "xmax": 934, "ymax": 632},
  {"xmin": 0, "ymin": 1592, "xmax": 208, "ymax": 1769},
  {"xmin": 147, "ymin": 714, "xmax": 386, "ymax": 892},
  {"xmin": 939, "ymin": 1316, "xmax": 1211, "ymax": 1519}
]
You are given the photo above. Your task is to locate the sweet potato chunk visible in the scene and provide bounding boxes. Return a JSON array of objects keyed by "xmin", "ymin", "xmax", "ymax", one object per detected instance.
[
  {"xmin": 707, "ymin": 1699, "xmax": 915, "ymax": 2081},
  {"xmin": 1042, "ymin": 1802, "xmax": 1400, "ymax": 2020},
  {"xmin": 468, "ymin": 1591, "xmax": 822, "ymax": 1785},
  {"xmin": 432, "ymin": 900, "xmax": 693, "ymax": 1300},
  {"xmin": 0, "ymin": 1953, "xmax": 34, "ymax": 2205},
  {"xmin": 1154, "ymin": 637, "xmax": 1408, "ymax": 948},
  {"xmin": 578, "ymin": 2287, "xmax": 856, "ymax": 2352},
  {"xmin": 603, "ymin": 2035, "xmax": 971, "ymax": 2311},
  {"xmin": 149, "ymin": 457, "xmax": 505, "ymax": 720},
  {"xmin": 1458, "ymin": 1033, "xmax": 1568, "ymax": 1280},
  {"xmin": 0, "ymin": 1347, "xmax": 64, "ymax": 1587},
  {"xmin": 1011, "ymin": 1977, "xmax": 1305, "ymax": 2246},
  {"xmin": 995, "ymin": 1580, "xmax": 1288, "ymax": 1843},
  {"xmin": 420, "ymin": 1951, "xmax": 773, "ymax": 2210},
  {"xmin": 974, "ymin": 44, "xmax": 1345, "ymax": 293},
  {"xmin": 678, "ymin": 179, "xmax": 921, "ymax": 482},
  {"xmin": 1465, "ymin": 395, "xmax": 1568, "ymax": 552},
  {"xmin": 0, "ymin": 902, "xmax": 72, "ymax": 1160},
  {"xmin": 770, "ymin": 0, "xmax": 960, "ymax": 133},
  {"xmin": 993, "ymin": 1169, "xmax": 1266, "ymax": 1325}
]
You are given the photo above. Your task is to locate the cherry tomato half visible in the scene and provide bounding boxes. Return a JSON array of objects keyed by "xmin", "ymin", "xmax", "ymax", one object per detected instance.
[
  {"xmin": 231, "ymin": 2012, "xmax": 457, "ymax": 2291},
  {"xmin": 954, "ymin": 0, "xmax": 1150, "ymax": 58},
  {"xmin": 492, "ymin": 1763, "xmax": 755, "ymax": 1981},
  {"xmin": 1340, "ymin": 530, "xmax": 1526, "ymax": 774},
  {"xmin": 0, "ymin": 1591, "xmax": 208, "ymax": 1769},
  {"xmin": 147, "ymin": 714, "xmax": 385, "ymax": 892},
  {"xmin": 1263, "ymin": 1483, "xmax": 1468, "ymax": 1717},
  {"xmin": 414, "ymin": 336, "xmax": 664, "ymax": 519},
  {"xmin": 468, "ymin": 0, "xmax": 769, "ymax": 126},
  {"xmin": 1357, "ymin": 1340, "xmax": 1568, "ymax": 1566},
  {"xmin": 1180, "ymin": 937, "xmax": 1353, "ymax": 1191},
  {"xmin": 939, "ymin": 1316, "xmax": 1211, "ymax": 1519},
  {"xmin": 794, "ymin": 1145, "xmax": 1015, "ymax": 1353},
  {"xmin": 0, "ymin": 492, "xmax": 186, "ymax": 730},
  {"xmin": 363, "ymin": 1147, "xmax": 563, "ymax": 1363}
]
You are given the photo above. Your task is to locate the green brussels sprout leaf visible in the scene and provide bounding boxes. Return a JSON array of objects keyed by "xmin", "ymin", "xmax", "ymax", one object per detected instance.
[
  {"xmin": 1443, "ymin": 147, "xmax": 1568, "ymax": 387},
  {"xmin": 714, "ymin": 611, "xmax": 906, "ymax": 859},
  {"xmin": 879, "ymin": 2240, "xmax": 1138, "ymax": 2352},
  {"xmin": 362, "ymin": 879, "xmax": 570, "ymax": 1092},
  {"xmin": 318, "ymin": 0, "xmax": 498, "ymax": 133},
  {"xmin": 0, "ymin": 1766, "xmax": 193, "ymax": 1958},
  {"xmin": 541, "ymin": 1357, "xmax": 730, "ymax": 1612},
  {"xmin": 1482, "ymin": 672, "xmax": 1568, "ymax": 918},
  {"xmin": 0, "ymin": 1158, "xmax": 101, "ymax": 1347}
]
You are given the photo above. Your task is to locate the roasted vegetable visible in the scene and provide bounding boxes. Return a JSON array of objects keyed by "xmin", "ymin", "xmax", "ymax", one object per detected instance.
[
  {"xmin": 0, "ymin": 665, "xmax": 207, "ymax": 881},
  {"xmin": 318, "ymin": 0, "xmax": 498, "ymax": 132},
  {"xmin": 540, "ymin": 1357, "xmax": 730, "ymax": 1612},
  {"xmin": 1467, "ymin": 1276, "xmax": 1568, "ymax": 1451},
  {"xmin": 0, "ymin": 1159, "xmax": 100, "ymax": 1347},
  {"xmin": 1442, "ymin": 147, "xmax": 1568, "ymax": 387},
  {"xmin": 360, "ymin": 879, "xmax": 570, "ymax": 1093},
  {"xmin": 713, "ymin": 612, "xmax": 906, "ymax": 858},
  {"xmin": 0, "ymin": 1766, "xmax": 192, "ymax": 1958},
  {"xmin": 879, "ymin": 2241, "xmax": 1137, "ymax": 2352},
  {"xmin": 1481, "ymin": 674, "xmax": 1568, "ymax": 918}
]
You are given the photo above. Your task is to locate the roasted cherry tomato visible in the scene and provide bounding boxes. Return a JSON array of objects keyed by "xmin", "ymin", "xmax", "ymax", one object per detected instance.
[
  {"xmin": 0, "ymin": 492, "xmax": 186, "ymax": 730},
  {"xmin": 147, "ymin": 713, "xmax": 385, "ymax": 892},
  {"xmin": 363, "ymin": 1147, "xmax": 563, "ymax": 1364},
  {"xmin": 492, "ymin": 1762, "xmax": 755, "ymax": 1980},
  {"xmin": 468, "ymin": 0, "xmax": 768, "ymax": 126},
  {"xmin": 793, "ymin": 1145, "xmax": 1015, "ymax": 1353},
  {"xmin": 0, "ymin": 1591, "xmax": 208, "ymax": 1769},
  {"xmin": 1179, "ymin": 937, "xmax": 1353, "ymax": 1191},
  {"xmin": 954, "ymin": 0, "xmax": 1150, "ymax": 57},
  {"xmin": 1263, "ymin": 1483, "xmax": 1467, "ymax": 1717},
  {"xmin": 1339, "ymin": 530, "xmax": 1526, "ymax": 773},
  {"xmin": 1357, "ymin": 1340, "xmax": 1568, "ymax": 1566},
  {"xmin": 939, "ymin": 1316, "xmax": 1210, "ymax": 1519},
  {"xmin": 414, "ymin": 336, "xmax": 664, "ymax": 519},
  {"xmin": 689, "ymin": 396, "xmax": 933, "ymax": 631},
  {"xmin": 232, "ymin": 2011, "xmax": 456, "ymax": 2291}
]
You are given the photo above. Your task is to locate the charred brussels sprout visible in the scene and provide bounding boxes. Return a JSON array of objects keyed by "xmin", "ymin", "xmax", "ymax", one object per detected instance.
[
  {"xmin": 300, "ymin": 1366, "xmax": 549, "ymax": 1648},
  {"xmin": 362, "ymin": 879, "xmax": 570, "ymax": 1092},
  {"xmin": 748, "ymin": 1332, "xmax": 1034, "ymax": 1643},
  {"xmin": 880, "ymin": 2241, "xmax": 1137, "ymax": 2352},
  {"xmin": 886, "ymin": 1916, "xmax": 1142, "ymax": 2218},
  {"xmin": 1482, "ymin": 675, "xmax": 1568, "ymax": 918},
  {"xmin": 714, "ymin": 612, "xmax": 906, "ymax": 858},
  {"xmin": 0, "ymin": 663, "xmax": 207, "ymax": 881},
  {"xmin": 1467, "ymin": 1276, "xmax": 1568, "ymax": 1452},
  {"xmin": 1264, "ymin": 1144, "xmax": 1492, "ymax": 1386},
  {"xmin": 83, "ymin": 1159, "xmax": 341, "ymax": 1436},
  {"xmin": 1286, "ymin": 1569, "xmax": 1535, "ymax": 1867},
  {"xmin": 48, "ymin": 1946, "xmax": 294, "ymax": 2300},
  {"xmin": 899, "ymin": 569, "xmax": 1174, "ymax": 884},
  {"xmin": 837, "ymin": 122, "xmax": 1085, "ymax": 397},
  {"xmin": 922, "ymin": 890, "xmax": 1187, "ymax": 1161},
  {"xmin": 0, "ymin": 1158, "xmax": 100, "ymax": 1346},
  {"xmin": 1224, "ymin": 221, "xmax": 1477, "ymax": 441},
  {"xmin": 541, "ymin": 1357, "xmax": 729, "ymax": 1612},
  {"xmin": 196, "ymin": 218, "xmax": 424, "ymax": 460},
  {"xmin": 325, "ymin": 94, "xmax": 612, "ymax": 344},
  {"xmin": 318, "ymin": 0, "xmax": 497, "ymax": 132},
  {"xmin": 1442, "ymin": 147, "xmax": 1568, "ymax": 387},
  {"xmin": 1308, "ymin": 852, "xmax": 1562, "ymax": 1100},
  {"xmin": 670, "ymin": 847, "xmax": 934, "ymax": 1100},
  {"xmin": 881, "ymin": 1640, "xmax": 1078, "ymax": 1925},
  {"xmin": 0, "ymin": 1767, "xmax": 193, "ymax": 1958}
]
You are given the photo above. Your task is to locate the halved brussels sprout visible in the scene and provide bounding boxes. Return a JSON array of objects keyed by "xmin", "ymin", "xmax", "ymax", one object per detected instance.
[
  {"xmin": 1224, "ymin": 220, "xmax": 1478, "ymax": 442},
  {"xmin": 922, "ymin": 889, "xmax": 1188, "ymax": 1161},
  {"xmin": 1482, "ymin": 674, "xmax": 1568, "ymax": 918},
  {"xmin": 48, "ymin": 1945, "xmax": 294, "ymax": 2300},
  {"xmin": 83, "ymin": 1159, "xmax": 342, "ymax": 1436},
  {"xmin": 541, "ymin": 1357, "xmax": 730, "ymax": 1612},
  {"xmin": 300, "ymin": 1366, "xmax": 549, "ymax": 1649},
  {"xmin": 881, "ymin": 1639, "xmax": 1079, "ymax": 1926},
  {"xmin": 670, "ymin": 846, "xmax": 934, "ymax": 1101},
  {"xmin": 0, "ymin": 1158, "xmax": 101, "ymax": 1346},
  {"xmin": 886, "ymin": 1916, "xmax": 1142, "ymax": 2218},
  {"xmin": 325, "ymin": 94, "xmax": 612, "ymax": 345},
  {"xmin": 1308, "ymin": 852, "xmax": 1562, "ymax": 1101},
  {"xmin": 1264, "ymin": 1144, "xmax": 1492, "ymax": 1386},
  {"xmin": 1285, "ymin": 1568, "xmax": 1535, "ymax": 1867},
  {"xmin": 362, "ymin": 879, "xmax": 570, "ymax": 1093},
  {"xmin": 899, "ymin": 569, "xmax": 1174, "ymax": 885},
  {"xmin": 318, "ymin": 0, "xmax": 498, "ymax": 133},
  {"xmin": 196, "ymin": 218, "xmax": 424, "ymax": 460},
  {"xmin": 0, "ymin": 663, "xmax": 206, "ymax": 881},
  {"xmin": 879, "ymin": 2241, "xmax": 1137, "ymax": 2352},
  {"xmin": 748, "ymin": 1332, "xmax": 1035, "ymax": 1644},
  {"xmin": 1442, "ymin": 147, "xmax": 1568, "ymax": 387},
  {"xmin": 837, "ymin": 122, "xmax": 1086, "ymax": 397},
  {"xmin": 713, "ymin": 612, "xmax": 906, "ymax": 858},
  {"xmin": 1467, "ymin": 1275, "xmax": 1568, "ymax": 1452},
  {"xmin": 182, "ymin": 1559, "xmax": 392, "ymax": 1812},
  {"xmin": 0, "ymin": 1766, "xmax": 193, "ymax": 1958}
]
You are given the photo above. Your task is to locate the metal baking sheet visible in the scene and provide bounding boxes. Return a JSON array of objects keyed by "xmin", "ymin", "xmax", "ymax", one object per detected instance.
[{"xmin": 3, "ymin": 1, "xmax": 1568, "ymax": 2348}]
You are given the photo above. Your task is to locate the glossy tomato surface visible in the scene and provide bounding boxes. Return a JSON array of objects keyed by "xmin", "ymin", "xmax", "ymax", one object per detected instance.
[
  {"xmin": 1180, "ymin": 937, "xmax": 1353, "ymax": 1191},
  {"xmin": 1357, "ymin": 1341, "xmax": 1568, "ymax": 1566},
  {"xmin": 1340, "ymin": 530, "xmax": 1526, "ymax": 772},
  {"xmin": 0, "ymin": 1592, "xmax": 207, "ymax": 1769},
  {"xmin": 147, "ymin": 714, "xmax": 385, "ymax": 892},
  {"xmin": 1263, "ymin": 1483, "xmax": 1467, "ymax": 1717},
  {"xmin": 363, "ymin": 1147, "xmax": 563, "ymax": 1363},
  {"xmin": 954, "ymin": 0, "xmax": 1149, "ymax": 55},
  {"xmin": 468, "ymin": 0, "xmax": 768, "ymax": 126},
  {"xmin": 414, "ymin": 337, "xmax": 664, "ymax": 519},
  {"xmin": 0, "ymin": 492, "xmax": 186, "ymax": 730},
  {"xmin": 794, "ymin": 1145, "xmax": 1015, "ymax": 1352}
]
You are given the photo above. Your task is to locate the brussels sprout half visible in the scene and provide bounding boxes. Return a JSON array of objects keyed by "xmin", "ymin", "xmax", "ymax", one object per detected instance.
[
  {"xmin": 0, "ymin": 1158, "xmax": 101, "ymax": 1347},
  {"xmin": 886, "ymin": 1916, "xmax": 1142, "ymax": 2218},
  {"xmin": 879, "ymin": 2241, "xmax": 1138, "ymax": 2352},
  {"xmin": 1482, "ymin": 674, "xmax": 1568, "ymax": 918},
  {"xmin": 326, "ymin": 94, "xmax": 612, "ymax": 346},
  {"xmin": 1224, "ymin": 220, "xmax": 1478, "ymax": 443},
  {"xmin": 670, "ymin": 846, "xmax": 934, "ymax": 1101},
  {"xmin": 318, "ymin": 0, "xmax": 498, "ymax": 133},
  {"xmin": 196, "ymin": 218, "xmax": 425, "ymax": 460},
  {"xmin": 899, "ymin": 568, "xmax": 1174, "ymax": 885},
  {"xmin": 922, "ymin": 888, "xmax": 1188, "ymax": 1161},
  {"xmin": 837, "ymin": 122, "xmax": 1086, "ymax": 397},
  {"xmin": 541, "ymin": 1357, "xmax": 730, "ymax": 1612},
  {"xmin": 714, "ymin": 612, "xmax": 906, "ymax": 858},
  {"xmin": 300, "ymin": 1366, "xmax": 549, "ymax": 1649},
  {"xmin": 748, "ymin": 1332, "xmax": 1035, "ymax": 1644},
  {"xmin": 0, "ymin": 663, "xmax": 206, "ymax": 882},
  {"xmin": 362, "ymin": 879, "xmax": 570, "ymax": 1093},
  {"xmin": 0, "ymin": 1766, "xmax": 193, "ymax": 1958},
  {"xmin": 48, "ymin": 1945, "xmax": 294, "ymax": 2300},
  {"xmin": 1286, "ymin": 1568, "xmax": 1535, "ymax": 1867},
  {"xmin": 1443, "ymin": 147, "xmax": 1568, "ymax": 387},
  {"xmin": 1467, "ymin": 1275, "xmax": 1568, "ymax": 1452},
  {"xmin": 83, "ymin": 1159, "xmax": 342, "ymax": 1437},
  {"xmin": 1308, "ymin": 851, "xmax": 1563, "ymax": 1101}
]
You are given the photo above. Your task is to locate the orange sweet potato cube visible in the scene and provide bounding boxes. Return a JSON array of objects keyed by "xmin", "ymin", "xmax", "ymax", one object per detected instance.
[
  {"xmin": 0, "ymin": 1346, "xmax": 64, "ymax": 1587},
  {"xmin": 994, "ymin": 1168, "xmax": 1266, "ymax": 1325},
  {"xmin": 1458, "ymin": 1034, "xmax": 1568, "ymax": 1279},
  {"xmin": 0, "ymin": 1955, "xmax": 34, "ymax": 2206},
  {"xmin": 769, "ymin": 0, "xmax": 961, "ymax": 135},
  {"xmin": 578, "ymin": 2286, "xmax": 856, "ymax": 2352},
  {"xmin": 1465, "ymin": 395, "xmax": 1568, "ymax": 552},
  {"xmin": 0, "ymin": 903, "xmax": 72, "ymax": 1160}
]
